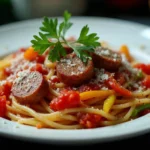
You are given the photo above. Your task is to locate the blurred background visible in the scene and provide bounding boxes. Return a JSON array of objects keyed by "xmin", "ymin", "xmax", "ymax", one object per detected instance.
[{"xmin": 0, "ymin": 0, "xmax": 150, "ymax": 26}]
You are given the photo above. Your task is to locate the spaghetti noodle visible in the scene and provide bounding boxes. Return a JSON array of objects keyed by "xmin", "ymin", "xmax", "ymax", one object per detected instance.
[{"xmin": 0, "ymin": 44, "xmax": 150, "ymax": 130}]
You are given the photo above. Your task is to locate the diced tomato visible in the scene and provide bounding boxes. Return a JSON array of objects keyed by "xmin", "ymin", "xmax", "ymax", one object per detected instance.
[
  {"xmin": 134, "ymin": 63, "xmax": 150, "ymax": 75},
  {"xmin": 140, "ymin": 109, "xmax": 150, "ymax": 116},
  {"xmin": 30, "ymin": 64, "xmax": 48, "ymax": 75},
  {"xmin": 77, "ymin": 112, "xmax": 102, "ymax": 128},
  {"xmin": 6, "ymin": 100, "xmax": 11, "ymax": 105},
  {"xmin": 48, "ymin": 76, "xmax": 60, "ymax": 88},
  {"xmin": 78, "ymin": 83, "xmax": 100, "ymax": 92},
  {"xmin": 50, "ymin": 90, "xmax": 80, "ymax": 111},
  {"xmin": 36, "ymin": 123, "xmax": 43, "ymax": 129},
  {"xmin": 24, "ymin": 65, "xmax": 29, "ymax": 70},
  {"xmin": 63, "ymin": 86, "xmax": 76, "ymax": 91},
  {"xmin": 4, "ymin": 68, "xmax": 12, "ymax": 76},
  {"xmin": 12, "ymin": 48, "xmax": 26, "ymax": 58},
  {"xmin": 114, "ymin": 72, "xmax": 126, "ymax": 85},
  {"xmin": 142, "ymin": 76, "xmax": 150, "ymax": 88},
  {"xmin": 18, "ymin": 48, "xmax": 26, "ymax": 53},
  {"xmin": 106, "ymin": 77, "xmax": 132, "ymax": 97},
  {"xmin": 51, "ymin": 76, "xmax": 60, "ymax": 83},
  {"xmin": 36, "ymin": 55, "xmax": 45, "ymax": 64},
  {"xmin": 0, "ymin": 82, "xmax": 12, "ymax": 98},
  {"xmin": 24, "ymin": 47, "xmax": 38, "ymax": 61},
  {"xmin": 0, "ymin": 96, "xmax": 7, "ymax": 117},
  {"xmin": 24, "ymin": 46, "xmax": 46, "ymax": 63}
]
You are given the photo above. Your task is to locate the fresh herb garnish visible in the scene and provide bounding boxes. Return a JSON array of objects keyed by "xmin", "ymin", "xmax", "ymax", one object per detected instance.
[
  {"xmin": 31, "ymin": 11, "xmax": 100, "ymax": 63},
  {"xmin": 132, "ymin": 104, "xmax": 150, "ymax": 117},
  {"xmin": 136, "ymin": 70, "xmax": 144, "ymax": 80}
]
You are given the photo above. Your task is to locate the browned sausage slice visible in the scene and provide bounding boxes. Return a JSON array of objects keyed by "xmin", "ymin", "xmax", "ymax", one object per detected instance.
[
  {"xmin": 92, "ymin": 47, "xmax": 122, "ymax": 71},
  {"xmin": 56, "ymin": 53, "xmax": 94, "ymax": 86},
  {"xmin": 12, "ymin": 71, "xmax": 49, "ymax": 104},
  {"xmin": 63, "ymin": 45, "xmax": 73, "ymax": 54}
]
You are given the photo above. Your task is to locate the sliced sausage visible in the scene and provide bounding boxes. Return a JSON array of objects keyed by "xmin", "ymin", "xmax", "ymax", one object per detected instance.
[
  {"xmin": 12, "ymin": 71, "xmax": 49, "ymax": 104},
  {"xmin": 63, "ymin": 45, "xmax": 73, "ymax": 54},
  {"xmin": 56, "ymin": 53, "xmax": 94, "ymax": 86},
  {"xmin": 92, "ymin": 47, "xmax": 122, "ymax": 71}
]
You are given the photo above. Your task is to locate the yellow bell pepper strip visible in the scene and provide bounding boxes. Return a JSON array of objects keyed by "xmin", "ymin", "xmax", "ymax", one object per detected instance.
[
  {"xmin": 80, "ymin": 90, "xmax": 114, "ymax": 101},
  {"xmin": 103, "ymin": 95, "xmax": 116, "ymax": 113},
  {"xmin": 132, "ymin": 104, "xmax": 150, "ymax": 117}
]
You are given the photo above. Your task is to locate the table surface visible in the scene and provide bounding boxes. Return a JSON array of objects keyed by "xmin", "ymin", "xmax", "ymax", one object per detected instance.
[{"xmin": 0, "ymin": 14, "xmax": 150, "ymax": 147}]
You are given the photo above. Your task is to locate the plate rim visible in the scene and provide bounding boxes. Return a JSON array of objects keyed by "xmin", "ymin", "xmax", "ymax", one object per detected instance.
[
  {"xmin": 0, "ymin": 16, "xmax": 150, "ymax": 145},
  {"xmin": 0, "ymin": 16, "xmax": 150, "ymax": 32}
]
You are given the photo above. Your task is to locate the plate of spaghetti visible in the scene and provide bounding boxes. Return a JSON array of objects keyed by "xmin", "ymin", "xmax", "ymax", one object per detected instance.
[{"xmin": 0, "ymin": 11, "xmax": 150, "ymax": 144}]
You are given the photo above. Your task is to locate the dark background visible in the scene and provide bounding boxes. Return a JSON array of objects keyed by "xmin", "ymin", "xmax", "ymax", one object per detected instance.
[
  {"xmin": 0, "ymin": 0, "xmax": 150, "ymax": 26},
  {"xmin": 0, "ymin": 0, "xmax": 150, "ymax": 148}
]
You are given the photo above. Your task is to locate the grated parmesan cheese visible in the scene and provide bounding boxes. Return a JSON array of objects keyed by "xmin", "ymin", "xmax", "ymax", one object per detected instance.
[
  {"xmin": 60, "ymin": 58, "xmax": 71, "ymax": 64},
  {"xmin": 95, "ymin": 47, "xmax": 119, "ymax": 59},
  {"xmin": 78, "ymin": 66, "xmax": 84, "ymax": 72},
  {"xmin": 96, "ymin": 49, "xmax": 110, "ymax": 56},
  {"xmin": 101, "ymin": 87, "xmax": 108, "ymax": 90},
  {"xmin": 0, "ymin": 80, "xmax": 6, "ymax": 86},
  {"xmin": 6, "ymin": 52, "xmax": 38, "ymax": 84},
  {"xmin": 13, "ymin": 70, "xmax": 30, "ymax": 84},
  {"xmin": 94, "ymin": 68, "xmax": 109, "ymax": 82},
  {"xmin": 120, "ymin": 54, "xmax": 139, "ymax": 74}
]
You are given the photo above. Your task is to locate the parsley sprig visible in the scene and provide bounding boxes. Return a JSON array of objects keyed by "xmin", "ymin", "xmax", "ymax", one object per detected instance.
[{"xmin": 31, "ymin": 11, "xmax": 100, "ymax": 63}]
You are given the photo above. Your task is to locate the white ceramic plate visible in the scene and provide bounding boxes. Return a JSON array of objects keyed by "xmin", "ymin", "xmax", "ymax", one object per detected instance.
[{"xmin": 0, "ymin": 17, "xmax": 150, "ymax": 145}]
